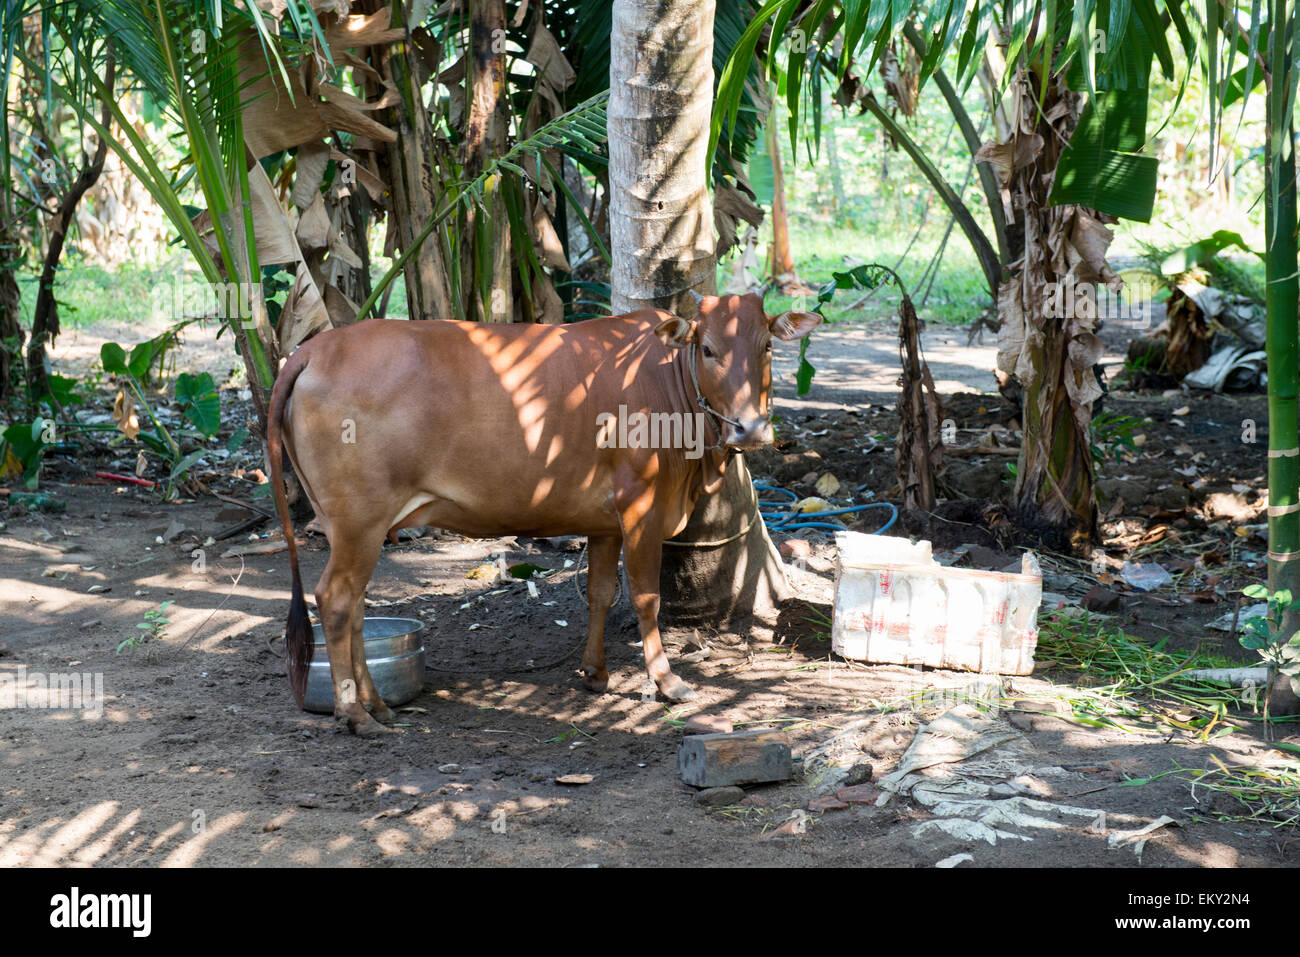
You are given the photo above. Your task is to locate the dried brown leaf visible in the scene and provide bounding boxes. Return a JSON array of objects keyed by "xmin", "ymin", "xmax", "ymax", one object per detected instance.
[{"xmin": 113, "ymin": 390, "xmax": 139, "ymax": 441}]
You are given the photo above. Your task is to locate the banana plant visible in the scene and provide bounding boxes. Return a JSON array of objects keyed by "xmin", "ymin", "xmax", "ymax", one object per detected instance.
[
  {"xmin": 357, "ymin": 91, "xmax": 614, "ymax": 321},
  {"xmin": 714, "ymin": 1, "xmax": 1225, "ymax": 548}
]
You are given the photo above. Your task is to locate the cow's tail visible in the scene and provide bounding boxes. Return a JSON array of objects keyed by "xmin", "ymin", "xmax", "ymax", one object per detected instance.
[{"xmin": 267, "ymin": 352, "xmax": 313, "ymax": 708}]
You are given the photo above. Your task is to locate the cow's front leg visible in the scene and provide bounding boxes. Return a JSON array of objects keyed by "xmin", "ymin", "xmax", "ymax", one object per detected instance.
[
  {"xmin": 581, "ymin": 533, "xmax": 622, "ymax": 693},
  {"xmin": 618, "ymin": 498, "xmax": 696, "ymax": 703}
]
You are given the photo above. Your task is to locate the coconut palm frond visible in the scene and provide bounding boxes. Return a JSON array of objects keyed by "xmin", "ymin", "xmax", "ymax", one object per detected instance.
[
  {"xmin": 30, "ymin": 0, "xmax": 335, "ymax": 399},
  {"xmin": 52, "ymin": 0, "xmax": 325, "ymax": 132}
]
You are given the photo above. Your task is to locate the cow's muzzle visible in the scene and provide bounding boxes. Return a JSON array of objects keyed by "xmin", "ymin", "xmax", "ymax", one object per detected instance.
[{"xmin": 726, "ymin": 417, "xmax": 775, "ymax": 450}]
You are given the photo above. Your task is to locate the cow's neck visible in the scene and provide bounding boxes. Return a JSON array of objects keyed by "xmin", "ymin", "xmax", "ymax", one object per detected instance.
[{"xmin": 668, "ymin": 344, "xmax": 730, "ymax": 494}]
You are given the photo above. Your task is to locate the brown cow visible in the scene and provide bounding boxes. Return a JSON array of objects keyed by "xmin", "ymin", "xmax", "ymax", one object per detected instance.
[{"xmin": 268, "ymin": 292, "xmax": 819, "ymax": 735}]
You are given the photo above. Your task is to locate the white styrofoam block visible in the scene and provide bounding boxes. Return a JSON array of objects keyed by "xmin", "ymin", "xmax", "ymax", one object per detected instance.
[{"xmin": 831, "ymin": 531, "xmax": 1042, "ymax": 676}]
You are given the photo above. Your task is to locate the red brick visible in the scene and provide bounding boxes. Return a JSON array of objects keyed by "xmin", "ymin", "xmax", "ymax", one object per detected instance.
[
  {"xmin": 809, "ymin": 796, "xmax": 850, "ymax": 812},
  {"xmin": 835, "ymin": 784, "xmax": 881, "ymax": 805}
]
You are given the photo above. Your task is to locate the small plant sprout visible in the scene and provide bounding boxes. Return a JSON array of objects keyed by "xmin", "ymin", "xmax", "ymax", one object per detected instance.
[
  {"xmin": 1090, "ymin": 411, "xmax": 1149, "ymax": 466},
  {"xmin": 118, "ymin": 600, "xmax": 175, "ymax": 654},
  {"xmin": 1239, "ymin": 585, "xmax": 1300, "ymax": 733}
]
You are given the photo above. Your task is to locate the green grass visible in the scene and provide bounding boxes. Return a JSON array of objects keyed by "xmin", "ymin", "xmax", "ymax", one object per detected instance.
[
  {"xmin": 1027, "ymin": 615, "xmax": 1251, "ymax": 740},
  {"xmin": 14, "ymin": 255, "xmax": 415, "ymax": 334},
  {"xmin": 16, "ymin": 260, "xmax": 184, "ymax": 330},
  {"xmin": 722, "ymin": 214, "xmax": 993, "ymax": 327},
  {"xmin": 1171, "ymin": 756, "xmax": 1300, "ymax": 828}
]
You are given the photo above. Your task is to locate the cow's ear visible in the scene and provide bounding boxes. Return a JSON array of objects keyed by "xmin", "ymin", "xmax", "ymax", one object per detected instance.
[
  {"xmin": 654, "ymin": 317, "xmax": 698, "ymax": 349},
  {"xmin": 769, "ymin": 310, "xmax": 822, "ymax": 341}
]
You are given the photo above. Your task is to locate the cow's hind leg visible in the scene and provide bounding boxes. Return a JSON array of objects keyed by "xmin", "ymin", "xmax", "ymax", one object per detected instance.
[
  {"xmin": 348, "ymin": 595, "xmax": 396, "ymax": 724},
  {"xmin": 581, "ymin": 533, "xmax": 622, "ymax": 693},
  {"xmin": 316, "ymin": 530, "xmax": 390, "ymax": 737}
]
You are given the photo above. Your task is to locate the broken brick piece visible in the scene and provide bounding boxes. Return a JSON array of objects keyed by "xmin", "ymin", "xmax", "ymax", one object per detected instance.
[
  {"xmin": 809, "ymin": 796, "xmax": 850, "ymax": 812},
  {"xmin": 834, "ymin": 783, "xmax": 881, "ymax": 805},
  {"xmin": 1083, "ymin": 585, "xmax": 1121, "ymax": 613}
]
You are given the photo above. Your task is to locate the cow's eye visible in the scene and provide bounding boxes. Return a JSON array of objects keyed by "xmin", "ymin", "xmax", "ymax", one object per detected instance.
[
  {"xmin": 702, "ymin": 344, "xmax": 716, "ymax": 360},
  {"xmin": 765, "ymin": 340, "xmax": 773, "ymax": 352}
]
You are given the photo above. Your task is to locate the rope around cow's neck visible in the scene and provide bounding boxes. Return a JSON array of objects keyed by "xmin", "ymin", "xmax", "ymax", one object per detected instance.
[{"xmin": 687, "ymin": 342, "xmax": 743, "ymax": 450}]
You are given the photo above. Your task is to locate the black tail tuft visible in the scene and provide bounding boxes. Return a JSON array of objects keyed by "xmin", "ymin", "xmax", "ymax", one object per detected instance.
[{"xmin": 285, "ymin": 568, "xmax": 313, "ymax": 708}]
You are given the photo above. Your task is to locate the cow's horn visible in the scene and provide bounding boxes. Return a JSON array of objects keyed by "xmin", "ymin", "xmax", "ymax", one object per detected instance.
[{"xmin": 689, "ymin": 289, "xmax": 705, "ymax": 305}]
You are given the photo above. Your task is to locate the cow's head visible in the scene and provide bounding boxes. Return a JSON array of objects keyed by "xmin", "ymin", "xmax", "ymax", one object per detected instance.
[{"xmin": 655, "ymin": 292, "xmax": 821, "ymax": 450}]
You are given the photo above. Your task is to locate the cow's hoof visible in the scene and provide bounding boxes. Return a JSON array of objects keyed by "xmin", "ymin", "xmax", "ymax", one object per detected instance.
[
  {"xmin": 350, "ymin": 715, "xmax": 396, "ymax": 738},
  {"xmin": 658, "ymin": 676, "xmax": 697, "ymax": 702},
  {"xmin": 582, "ymin": 670, "xmax": 609, "ymax": 694},
  {"xmin": 367, "ymin": 702, "xmax": 397, "ymax": 725},
  {"xmin": 340, "ymin": 706, "xmax": 395, "ymax": 737}
]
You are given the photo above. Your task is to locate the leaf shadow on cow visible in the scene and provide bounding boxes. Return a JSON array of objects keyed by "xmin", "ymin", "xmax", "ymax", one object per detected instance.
[{"xmin": 267, "ymin": 292, "xmax": 820, "ymax": 736}]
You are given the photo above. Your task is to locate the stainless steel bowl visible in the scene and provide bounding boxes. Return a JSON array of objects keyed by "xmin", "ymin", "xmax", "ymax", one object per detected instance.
[{"xmin": 299, "ymin": 617, "xmax": 426, "ymax": 714}]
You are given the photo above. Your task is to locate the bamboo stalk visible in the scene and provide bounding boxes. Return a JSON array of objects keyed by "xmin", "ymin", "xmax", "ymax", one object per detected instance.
[{"xmin": 1265, "ymin": 0, "xmax": 1300, "ymax": 644}]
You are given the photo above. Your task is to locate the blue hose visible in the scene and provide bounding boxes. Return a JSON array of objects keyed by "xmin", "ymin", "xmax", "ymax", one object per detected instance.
[{"xmin": 754, "ymin": 483, "xmax": 898, "ymax": 535}]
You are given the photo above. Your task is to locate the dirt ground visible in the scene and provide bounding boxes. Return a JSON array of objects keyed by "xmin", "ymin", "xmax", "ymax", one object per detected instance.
[{"xmin": 1, "ymin": 315, "xmax": 1295, "ymax": 868}]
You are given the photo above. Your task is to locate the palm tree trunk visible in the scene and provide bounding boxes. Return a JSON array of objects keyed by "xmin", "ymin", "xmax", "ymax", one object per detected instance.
[
  {"xmin": 609, "ymin": 0, "xmax": 716, "ymax": 315},
  {"xmin": 609, "ymin": 0, "xmax": 790, "ymax": 627}
]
